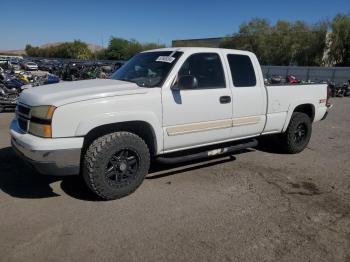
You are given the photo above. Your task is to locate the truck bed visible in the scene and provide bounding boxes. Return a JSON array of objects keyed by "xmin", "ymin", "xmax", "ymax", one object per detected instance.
[{"xmin": 263, "ymin": 83, "xmax": 328, "ymax": 134}]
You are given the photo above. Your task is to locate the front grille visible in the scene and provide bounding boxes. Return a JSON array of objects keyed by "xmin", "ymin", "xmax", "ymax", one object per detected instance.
[
  {"xmin": 17, "ymin": 104, "xmax": 31, "ymax": 115},
  {"xmin": 16, "ymin": 104, "xmax": 31, "ymax": 132},
  {"xmin": 18, "ymin": 117, "xmax": 29, "ymax": 131}
]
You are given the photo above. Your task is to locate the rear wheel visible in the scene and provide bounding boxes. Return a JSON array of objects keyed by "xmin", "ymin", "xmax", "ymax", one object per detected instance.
[
  {"xmin": 280, "ymin": 112, "xmax": 312, "ymax": 154},
  {"xmin": 82, "ymin": 131, "xmax": 150, "ymax": 200}
]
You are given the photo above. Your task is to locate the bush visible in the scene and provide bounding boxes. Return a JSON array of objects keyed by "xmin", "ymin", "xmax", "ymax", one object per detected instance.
[
  {"xmin": 25, "ymin": 40, "xmax": 92, "ymax": 59},
  {"xmin": 25, "ymin": 37, "xmax": 165, "ymax": 61}
]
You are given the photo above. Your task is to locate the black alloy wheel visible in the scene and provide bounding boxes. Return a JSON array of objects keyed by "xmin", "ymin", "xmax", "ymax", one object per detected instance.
[{"xmin": 105, "ymin": 148, "xmax": 140, "ymax": 188}]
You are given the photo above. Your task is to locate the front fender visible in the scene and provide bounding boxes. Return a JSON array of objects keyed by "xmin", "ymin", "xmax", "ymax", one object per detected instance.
[
  {"xmin": 51, "ymin": 90, "xmax": 163, "ymax": 152},
  {"xmin": 75, "ymin": 111, "xmax": 163, "ymax": 152}
]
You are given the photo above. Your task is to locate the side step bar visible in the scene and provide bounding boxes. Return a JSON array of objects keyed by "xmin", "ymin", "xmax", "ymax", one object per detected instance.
[{"xmin": 156, "ymin": 139, "xmax": 258, "ymax": 165}]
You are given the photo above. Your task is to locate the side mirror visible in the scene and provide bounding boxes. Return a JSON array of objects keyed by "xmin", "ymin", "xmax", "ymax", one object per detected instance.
[{"xmin": 172, "ymin": 75, "xmax": 198, "ymax": 90}]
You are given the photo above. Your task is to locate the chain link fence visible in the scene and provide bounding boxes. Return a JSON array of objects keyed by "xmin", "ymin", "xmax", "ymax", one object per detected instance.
[{"xmin": 261, "ymin": 66, "xmax": 350, "ymax": 84}]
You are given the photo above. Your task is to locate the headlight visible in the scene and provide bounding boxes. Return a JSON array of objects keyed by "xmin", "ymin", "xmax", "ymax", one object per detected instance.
[
  {"xmin": 31, "ymin": 105, "xmax": 56, "ymax": 119},
  {"xmin": 28, "ymin": 105, "xmax": 56, "ymax": 138}
]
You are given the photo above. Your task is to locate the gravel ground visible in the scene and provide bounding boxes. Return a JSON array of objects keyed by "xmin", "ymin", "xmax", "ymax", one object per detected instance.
[{"xmin": 0, "ymin": 98, "xmax": 349, "ymax": 262}]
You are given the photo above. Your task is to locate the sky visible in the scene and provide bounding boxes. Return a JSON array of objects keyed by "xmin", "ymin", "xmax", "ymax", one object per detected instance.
[{"xmin": 0, "ymin": 0, "xmax": 349, "ymax": 50}]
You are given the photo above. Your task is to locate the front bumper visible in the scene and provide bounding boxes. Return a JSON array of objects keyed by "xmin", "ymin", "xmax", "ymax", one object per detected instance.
[{"xmin": 10, "ymin": 119, "xmax": 83, "ymax": 176}]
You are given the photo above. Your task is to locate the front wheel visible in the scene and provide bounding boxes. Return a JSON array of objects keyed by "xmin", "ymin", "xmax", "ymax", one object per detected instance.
[
  {"xmin": 280, "ymin": 112, "xmax": 312, "ymax": 154},
  {"xmin": 82, "ymin": 132, "xmax": 150, "ymax": 200}
]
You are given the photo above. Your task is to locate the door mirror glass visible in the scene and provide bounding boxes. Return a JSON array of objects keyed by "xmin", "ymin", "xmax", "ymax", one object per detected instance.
[{"xmin": 173, "ymin": 75, "xmax": 198, "ymax": 90}]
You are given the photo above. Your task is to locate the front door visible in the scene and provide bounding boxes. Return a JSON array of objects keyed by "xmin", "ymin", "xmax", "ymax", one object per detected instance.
[{"xmin": 162, "ymin": 52, "xmax": 233, "ymax": 152}]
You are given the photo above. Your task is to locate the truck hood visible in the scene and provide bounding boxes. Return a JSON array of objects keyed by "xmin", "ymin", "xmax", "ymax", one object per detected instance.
[{"xmin": 19, "ymin": 79, "xmax": 148, "ymax": 107}]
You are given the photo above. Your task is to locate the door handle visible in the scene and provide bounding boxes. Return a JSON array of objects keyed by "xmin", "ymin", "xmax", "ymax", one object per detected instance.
[{"xmin": 219, "ymin": 96, "xmax": 231, "ymax": 104}]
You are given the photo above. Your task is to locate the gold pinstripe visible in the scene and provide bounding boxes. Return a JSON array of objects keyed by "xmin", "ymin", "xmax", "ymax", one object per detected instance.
[{"xmin": 166, "ymin": 116, "xmax": 261, "ymax": 136}]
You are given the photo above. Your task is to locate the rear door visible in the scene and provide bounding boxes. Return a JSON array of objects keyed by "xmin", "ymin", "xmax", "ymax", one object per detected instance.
[
  {"xmin": 222, "ymin": 51, "xmax": 267, "ymax": 138},
  {"xmin": 162, "ymin": 52, "xmax": 233, "ymax": 151}
]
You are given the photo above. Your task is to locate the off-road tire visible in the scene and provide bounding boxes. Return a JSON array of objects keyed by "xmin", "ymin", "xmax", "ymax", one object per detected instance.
[
  {"xmin": 82, "ymin": 132, "xmax": 150, "ymax": 200},
  {"xmin": 281, "ymin": 112, "xmax": 312, "ymax": 154}
]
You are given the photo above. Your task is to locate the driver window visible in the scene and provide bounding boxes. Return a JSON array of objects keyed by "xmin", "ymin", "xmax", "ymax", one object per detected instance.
[{"xmin": 178, "ymin": 53, "xmax": 225, "ymax": 89}]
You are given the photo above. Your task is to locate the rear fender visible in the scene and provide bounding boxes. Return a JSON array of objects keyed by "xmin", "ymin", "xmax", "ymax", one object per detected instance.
[{"xmin": 282, "ymin": 100, "xmax": 317, "ymax": 132}]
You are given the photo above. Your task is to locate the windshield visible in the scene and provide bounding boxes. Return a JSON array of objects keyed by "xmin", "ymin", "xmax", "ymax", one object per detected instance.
[{"xmin": 111, "ymin": 51, "xmax": 182, "ymax": 87}]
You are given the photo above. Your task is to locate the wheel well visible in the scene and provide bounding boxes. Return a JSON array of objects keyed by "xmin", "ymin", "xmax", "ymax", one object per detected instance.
[
  {"xmin": 82, "ymin": 121, "xmax": 157, "ymax": 156},
  {"xmin": 293, "ymin": 104, "xmax": 315, "ymax": 121}
]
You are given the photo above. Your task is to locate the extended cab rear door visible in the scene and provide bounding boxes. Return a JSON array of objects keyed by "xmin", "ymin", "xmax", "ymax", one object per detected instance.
[
  {"xmin": 162, "ymin": 51, "xmax": 233, "ymax": 152},
  {"xmin": 221, "ymin": 50, "xmax": 267, "ymax": 138}
]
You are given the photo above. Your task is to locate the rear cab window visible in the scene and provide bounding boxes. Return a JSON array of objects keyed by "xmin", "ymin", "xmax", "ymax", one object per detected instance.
[{"xmin": 227, "ymin": 54, "xmax": 256, "ymax": 87}]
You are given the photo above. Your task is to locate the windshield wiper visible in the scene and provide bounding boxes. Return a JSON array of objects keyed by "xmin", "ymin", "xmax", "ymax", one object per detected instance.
[
  {"xmin": 115, "ymin": 78, "xmax": 155, "ymax": 88},
  {"xmin": 117, "ymin": 78, "xmax": 133, "ymax": 83}
]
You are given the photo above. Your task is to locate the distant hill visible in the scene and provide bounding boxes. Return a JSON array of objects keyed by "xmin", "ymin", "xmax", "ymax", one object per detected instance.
[{"xmin": 0, "ymin": 49, "xmax": 26, "ymax": 55}]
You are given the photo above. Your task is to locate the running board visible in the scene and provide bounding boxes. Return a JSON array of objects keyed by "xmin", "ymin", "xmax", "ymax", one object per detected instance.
[{"xmin": 156, "ymin": 139, "xmax": 258, "ymax": 165}]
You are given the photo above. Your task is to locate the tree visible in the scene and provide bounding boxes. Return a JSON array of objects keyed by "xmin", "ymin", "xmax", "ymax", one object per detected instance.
[
  {"xmin": 123, "ymin": 39, "xmax": 143, "ymax": 59},
  {"xmin": 327, "ymin": 14, "xmax": 350, "ymax": 66},
  {"xmin": 25, "ymin": 44, "xmax": 40, "ymax": 57},
  {"xmin": 142, "ymin": 43, "xmax": 165, "ymax": 50},
  {"xmin": 105, "ymin": 37, "xmax": 130, "ymax": 60},
  {"xmin": 220, "ymin": 18, "xmax": 272, "ymax": 64},
  {"xmin": 104, "ymin": 37, "xmax": 165, "ymax": 60},
  {"xmin": 267, "ymin": 20, "xmax": 292, "ymax": 65},
  {"xmin": 220, "ymin": 18, "xmax": 328, "ymax": 66},
  {"xmin": 290, "ymin": 21, "xmax": 328, "ymax": 66},
  {"xmin": 66, "ymin": 40, "xmax": 92, "ymax": 60}
]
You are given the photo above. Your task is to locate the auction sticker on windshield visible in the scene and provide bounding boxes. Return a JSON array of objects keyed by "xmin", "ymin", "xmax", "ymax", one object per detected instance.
[{"xmin": 156, "ymin": 56, "xmax": 176, "ymax": 63}]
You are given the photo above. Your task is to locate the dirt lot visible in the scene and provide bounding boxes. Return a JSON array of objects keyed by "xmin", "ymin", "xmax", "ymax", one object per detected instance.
[{"xmin": 0, "ymin": 98, "xmax": 349, "ymax": 262}]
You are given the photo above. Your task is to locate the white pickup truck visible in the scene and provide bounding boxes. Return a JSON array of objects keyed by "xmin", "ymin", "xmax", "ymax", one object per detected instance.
[{"xmin": 10, "ymin": 47, "xmax": 330, "ymax": 200}]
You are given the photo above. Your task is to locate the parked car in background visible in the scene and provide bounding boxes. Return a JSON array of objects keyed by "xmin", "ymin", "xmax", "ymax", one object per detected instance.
[
  {"xmin": 0, "ymin": 85, "xmax": 18, "ymax": 113},
  {"xmin": 22, "ymin": 61, "xmax": 38, "ymax": 71},
  {"xmin": 11, "ymin": 47, "xmax": 331, "ymax": 200},
  {"xmin": 9, "ymin": 61, "xmax": 21, "ymax": 73}
]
